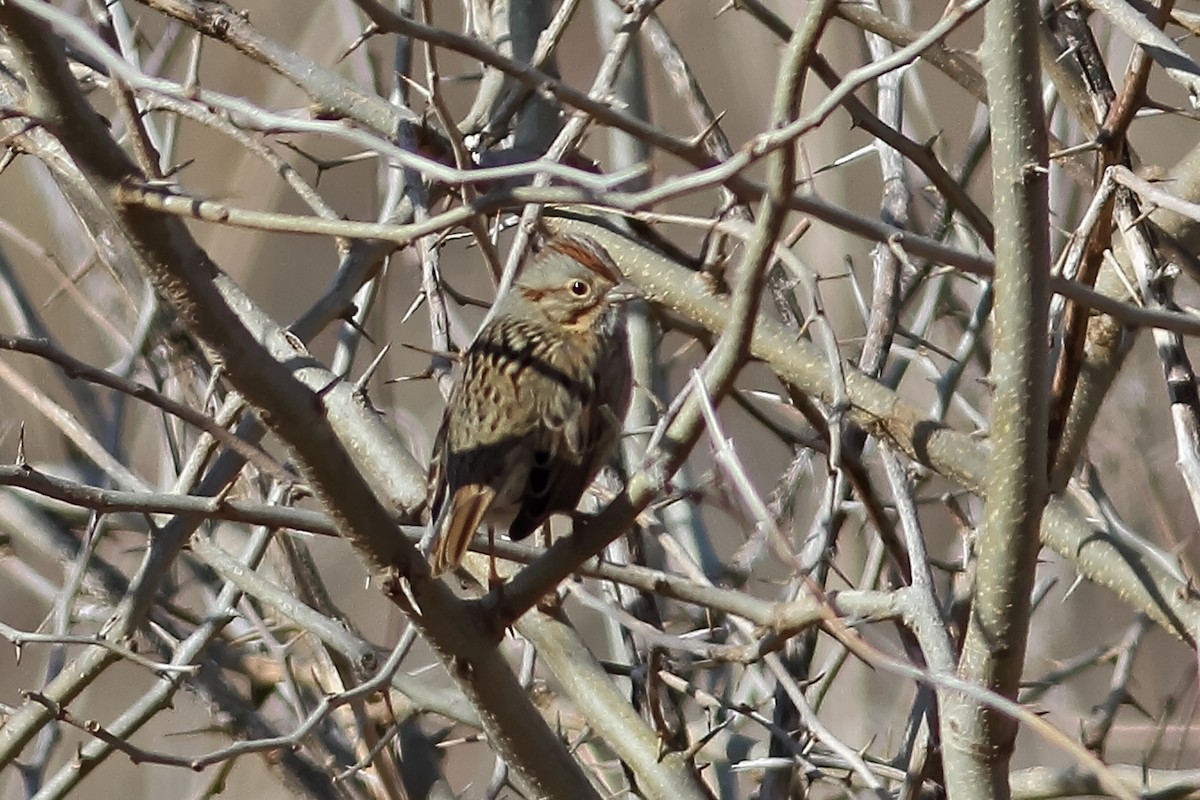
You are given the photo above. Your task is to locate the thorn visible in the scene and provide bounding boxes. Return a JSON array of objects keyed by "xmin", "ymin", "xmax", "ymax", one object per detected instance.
[
  {"xmin": 314, "ymin": 375, "xmax": 341, "ymax": 400},
  {"xmin": 395, "ymin": 71, "xmax": 432, "ymax": 102},
  {"xmin": 355, "ymin": 343, "xmax": 391, "ymax": 394},
  {"xmin": 160, "ymin": 158, "xmax": 195, "ymax": 179},
  {"xmin": 1049, "ymin": 140, "xmax": 1101, "ymax": 160},
  {"xmin": 338, "ymin": 23, "xmax": 380, "ymax": 63},
  {"xmin": 399, "ymin": 290, "xmax": 427, "ymax": 325},
  {"xmin": 211, "ymin": 480, "xmax": 233, "ymax": 506},
  {"xmin": 1128, "ymin": 204, "xmax": 1157, "ymax": 227},
  {"xmin": 688, "ymin": 110, "xmax": 727, "ymax": 149},
  {"xmin": 15, "ymin": 423, "xmax": 26, "ymax": 468},
  {"xmin": 813, "ymin": 143, "xmax": 876, "ymax": 176},
  {"xmin": 0, "ymin": 148, "xmax": 17, "ymax": 177},
  {"xmin": 385, "ymin": 364, "xmax": 436, "ymax": 385},
  {"xmin": 1057, "ymin": 43, "xmax": 1080, "ymax": 63},
  {"xmin": 1124, "ymin": 691, "xmax": 1154, "ymax": 720},
  {"xmin": 339, "ymin": 311, "xmax": 374, "ymax": 345},
  {"xmin": 279, "ymin": 141, "xmax": 376, "ymax": 185},
  {"xmin": 397, "ymin": 341, "xmax": 459, "ymax": 361}
]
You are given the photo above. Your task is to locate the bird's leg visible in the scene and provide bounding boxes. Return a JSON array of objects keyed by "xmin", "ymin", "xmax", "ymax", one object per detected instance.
[
  {"xmin": 532, "ymin": 521, "xmax": 567, "ymax": 613},
  {"xmin": 487, "ymin": 525, "xmax": 503, "ymax": 593}
]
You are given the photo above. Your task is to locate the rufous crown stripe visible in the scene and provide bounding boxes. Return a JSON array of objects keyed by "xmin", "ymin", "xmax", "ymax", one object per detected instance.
[{"xmin": 546, "ymin": 236, "xmax": 621, "ymax": 284}]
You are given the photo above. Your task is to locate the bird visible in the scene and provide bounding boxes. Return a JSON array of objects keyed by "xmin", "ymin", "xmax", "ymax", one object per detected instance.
[{"xmin": 425, "ymin": 232, "xmax": 634, "ymax": 577}]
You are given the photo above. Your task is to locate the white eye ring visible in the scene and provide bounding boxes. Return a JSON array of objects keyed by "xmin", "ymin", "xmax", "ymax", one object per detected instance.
[{"xmin": 569, "ymin": 279, "xmax": 589, "ymax": 297}]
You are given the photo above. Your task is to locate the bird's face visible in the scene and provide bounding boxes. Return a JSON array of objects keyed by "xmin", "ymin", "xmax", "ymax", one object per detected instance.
[{"xmin": 514, "ymin": 234, "xmax": 631, "ymax": 332}]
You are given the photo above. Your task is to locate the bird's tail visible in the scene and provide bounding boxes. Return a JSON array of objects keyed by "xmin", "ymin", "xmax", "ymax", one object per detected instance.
[{"xmin": 429, "ymin": 485, "xmax": 495, "ymax": 576}]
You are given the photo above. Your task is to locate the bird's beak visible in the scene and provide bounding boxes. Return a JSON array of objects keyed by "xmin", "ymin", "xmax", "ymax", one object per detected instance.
[{"xmin": 607, "ymin": 283, "xmax": 641, "ymax": 304}]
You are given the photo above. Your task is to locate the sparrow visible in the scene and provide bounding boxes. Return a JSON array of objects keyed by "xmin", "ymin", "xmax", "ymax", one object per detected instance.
[{"xmin": 426, "ymin": 232, "xmax": 633, "ymax": 576}]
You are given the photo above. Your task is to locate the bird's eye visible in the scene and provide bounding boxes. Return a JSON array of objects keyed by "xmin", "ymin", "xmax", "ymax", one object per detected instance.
[{"xmin": 569, "ymin": 279, "xmax": 590, "ymax": 297}]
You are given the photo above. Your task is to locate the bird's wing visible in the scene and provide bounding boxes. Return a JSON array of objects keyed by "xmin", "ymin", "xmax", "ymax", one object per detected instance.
[
  {"xmin": 508, "ymin": 330, "xmax": 632, "ymax": 541},
  {"xmin": 508, "ymin": 389, "xmax": 611, "ymax": 542}
]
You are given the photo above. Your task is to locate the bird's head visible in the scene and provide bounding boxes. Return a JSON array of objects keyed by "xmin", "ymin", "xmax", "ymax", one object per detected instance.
[{"xmin": 512, "ymin": 233, "xmax": 635, "ymax": 332}]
